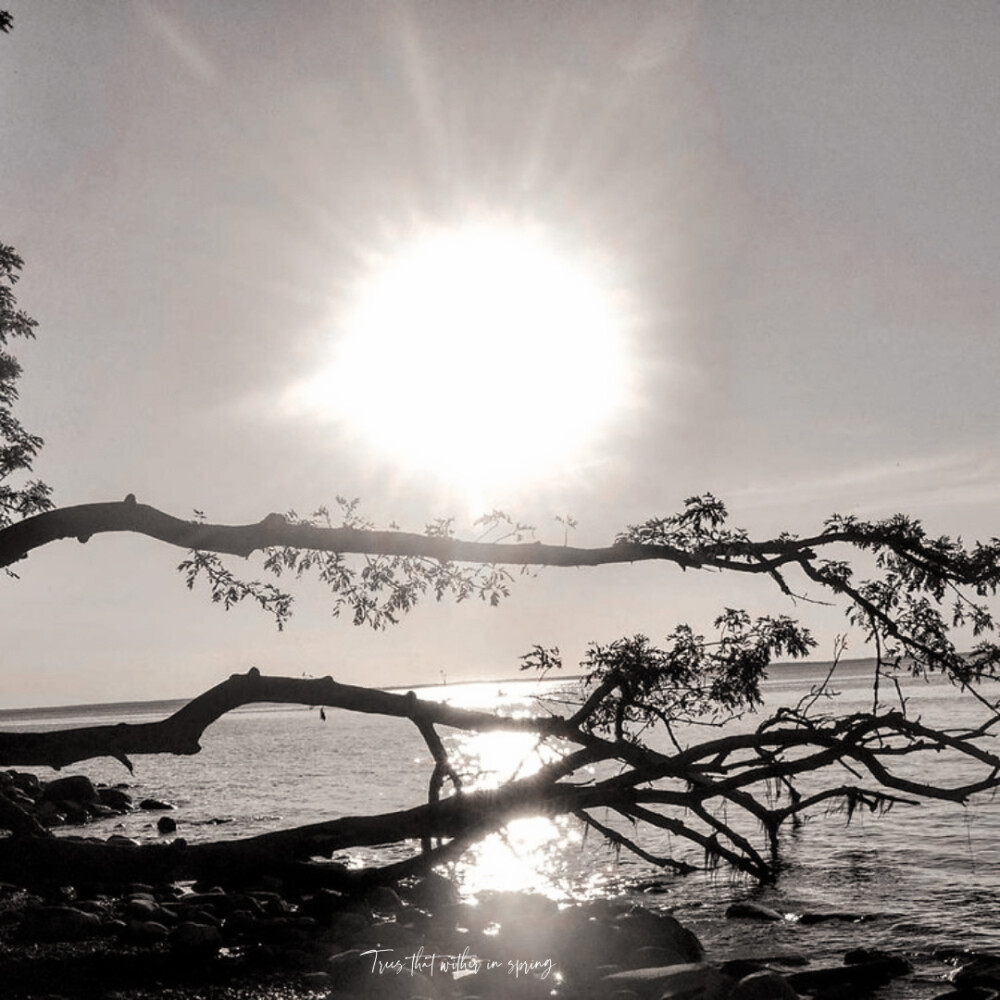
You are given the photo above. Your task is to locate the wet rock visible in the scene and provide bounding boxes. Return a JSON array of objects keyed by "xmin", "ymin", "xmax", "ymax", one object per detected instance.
[
  {"xmin": 328, "ymin": 948, "xmax": 371, "ymax": 993},
  {"xmin": 181, "ymin": 906, "xmax": 222, "ymax": 927},
  {"xmin": 725, "ymin": 901, "xmax": 784, "ymax": 922},
  {"xmin": 931, "ymin": 990, "xmax": 999, "ymax": 1000},
  {"xmin": 3, "ymin": 784, "xmax": 36, "ymax": 808},
  {"xmin": 300, "ymin": 887, "xmax": 346, "ymax": 921},
  {"xmin": 58, "ymin": 800, "xmax": 91, "ymax": 824},
  {"xmin": 402, "ymin": 871, "xmax": 461, "ymax": 910},
  {"xmin": 8, "ymin": 770, "xmax": 41, "ymax": 794},
  {"xmin": 41, "ymin": 775, "xmax": 98, "ymax": 804},
  {"xmin": 34, "ymin": 800, "xmax": 68, "ymax": 826},
  {"xmin": 97, "ymin": 786, "xmax": 133, "ymax": 811},
  {"xmin": 730, "ymin": 969, "xmax": 799, "ymax": 1000},
  {"xmin": 222, "ymin": 908, "xmax": 259, "ymax": 939},
  {"xmin": 121, "ymin": 896, "xmax": 173, "ymax": 923},
  {"xmin": 615, "ymin": 907, "xmax": 704, "ymax": 964},
  {"xmin": 601, "ymin": 962, "xmax": 733, "ymax": 1000},
  {"xmin": 367, "ymin": 885, "xmax": 405, "ymax": 914},
  {"xmin": 139, "ymin": 798, "xmax": 174, "ymax": 810},
  {"xmin": 245, "ymin": 889, "xmax": 291, "ymax": 915},
  {"xmin": 630, "ymin": 945, "xmax": 696, "ymax": 969},
  {"xmin": 171, "ymin": 920, "xmax": 224, "ymax": 957},
  {"xmin": 184, "ymin": 890, "xmax": 238, "ymax": 915},
  {"xmin": 352, "ymin": 920, "xmax": 425, "ymax": 951},
  {"xmin": 120, "ymin": 919, "xmax": 171, "ymax": 945},
  {"xmin": 18, "ymin": 905, "xmax": 103, "ymax": 942},
  {"xmin": 953, "ymin": 958, "xmax": 1000, "ymax": 989},
  {"xmin": 157, "ymin": 815, "xmax": 177, "ymax": 834},
  {"xmin": 798, "ymin": 910, "xmax": 870, "ymax": 925},
  {"xmin": 329, "ymin": 910, "xmax": 371, "ymax": 939},
  {"xmin": 788, "ymin": 956, "xmax": 911, "ymax": 995},
  {"xmin": 845, "ymin": 947, "xmax": 909, "ymax": 972},
  {"xmin": 86, "ymin": 802, "xmax": 119, "ymax": 818}
]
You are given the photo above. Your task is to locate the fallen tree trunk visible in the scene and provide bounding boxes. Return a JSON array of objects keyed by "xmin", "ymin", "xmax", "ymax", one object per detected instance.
[
  {"xmin": 5, "ymin": 667, "xmax": 1000, "ymax": 886},
  {"xmin": 0, "ymin": 668, "xmax": 573, "ymax": 771},
  {"xmin": 0, "ymin": 774, "xmax": 642, "ymax": 890}
]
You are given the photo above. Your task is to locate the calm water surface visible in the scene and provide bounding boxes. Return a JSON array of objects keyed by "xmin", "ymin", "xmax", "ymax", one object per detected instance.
[{"xmin": 3, "ymin": 662, "xmax": 998, "ymax": 998}]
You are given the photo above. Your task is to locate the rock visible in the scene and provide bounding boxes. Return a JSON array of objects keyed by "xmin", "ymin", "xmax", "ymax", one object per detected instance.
[
  {"xmin": 798, "ymin": 910, "xmax": 868, "ymax": 925},
  {"xmin": 367, "ymin": 885, "xmax": 405, "ymax": 914},
  {"xmin": 402, "ymin": 871, "xmax": 461, "ymax": 910},
  {"xmin": 41, "ymin": 775, "xmax": 98, "ymax": 804},
  {"xmin": 157, "ymin": 815, "xmax": 177, "ymax": 833},
  {"xmin": 631, "ymin": 946, "xmax": 696, "ymax": 969},
  {"xmin": 97, "ymin": 786, "xmax": 133, "ymax": 811},
  {"xmin": 953, "ymin": 959, "xmax": 1000, "ymax": 989},
  {"xmin": 121, "ymin": 919, "xmax": 171, "ymax": 944},
  {"xmin": 86, "ymin": 802, "xmax": 119, "ymax": 818},
  {"xmin": 351, "ymin": 920, "xmax": 425, "ymax": 951},
  {"xmin": 730, "ymin": 970, "xmax": 799, "ymax": 1000},
  {"xmin": 244, "ymin": 889, "xmax": 290, "ymax": 915},
  {"xmin": 719, "ymin": 960, "xmax": 765, "ymax": 980},
  {"xmin": 34, "ymin": 800, "xmax": 68, "ymax": 826},
  {"xmin": 3, "ymin": 785, "xmax": 36, "ymax": 808},
  {"xmin": 788, "ymin": 957, "xmax": 911, "ymax": 994},
  {"xmin": 184, "ymin": 890, "xmax": 238, "ymax": 915},
  {"xmin": 182, "ymin": 906, "xmax": 222, "ymax": 926},
  {"xmin": 139, "ymin": 798, "xmax": 174, "ymax": 810},
  {"xmin": 58, "ymin": 800, "xmax": 91, "ymax": 824},
  {"xmin": 845, "ymin": 947, "xmax": 909, "ymax": 971},
  {"xmin": 616, "ymin": 908, "xmax": 704, "ymax": 964},
  {"xmin": 122, "ymin": 896, "xmax": 173, "ymax": 922},
  {"xmin": 9, "ymin": 771, "xmax": 40, "ymax": 794},
  {"xmin": 171, "ymin": 920, "xmax": 224, "ymax": 957},
  {"xmin": 330, "ymin": 910, "xmax": 371, "ymax": 939},
  {"xmin": 930, "ymin": 990, "xmax": 999, "ymax": 1000},
  {"xmin": 223, "ymin": 909, "xmax": 259, "ymax": 939},
  {"xmin": 18, "ymin": 905, "xmax": 102, "ymax": 942},
  {"xmin": 601, "ymin": 963, "xmax": 733, "ymax": 1000},
  {"xmin": 327, "ymin": 948, "xmax": 371, "ymax": 993},
  {"xmin": 300, "ymin": 887, "xmax": 346, "ymax": 921},
  {"xmin": 725, "ymin": 901, "xmax": 784, "ymax": 922}
]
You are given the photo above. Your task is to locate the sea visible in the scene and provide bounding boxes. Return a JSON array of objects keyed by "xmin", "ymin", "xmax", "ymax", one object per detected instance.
[{"xmin": 2, "ymin": 660, "xmax": 999, "ymax": 999}]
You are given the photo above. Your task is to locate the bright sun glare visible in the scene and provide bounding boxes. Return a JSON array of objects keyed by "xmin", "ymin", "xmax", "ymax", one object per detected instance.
[{"xmin": 301, "ymin": 217, "xmax": 632, "ymax": 504}]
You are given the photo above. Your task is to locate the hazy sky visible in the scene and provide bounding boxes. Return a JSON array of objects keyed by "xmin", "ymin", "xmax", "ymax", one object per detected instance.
[{"xmin": 3, "ymin": 1, "xmax": 1000, "ymax": 708}]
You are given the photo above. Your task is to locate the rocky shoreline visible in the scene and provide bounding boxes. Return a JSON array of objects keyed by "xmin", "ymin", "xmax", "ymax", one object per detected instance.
[{"xmin": 2, "ymin": 769, "xmax": 998, "ymax": 999}]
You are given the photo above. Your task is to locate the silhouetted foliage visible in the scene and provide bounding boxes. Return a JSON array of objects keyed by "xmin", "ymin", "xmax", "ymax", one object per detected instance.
[{"xmin": 0, "ymin": 246, "xmax": 53, "ymax": 555}]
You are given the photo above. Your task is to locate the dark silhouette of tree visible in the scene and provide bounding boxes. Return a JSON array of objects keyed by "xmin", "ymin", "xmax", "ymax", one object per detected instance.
[
  {"xmin": 2, "ymin": 491, "xmax": 1000, "ymax": 887},
  {"xmin": 2, "ymin": 240, "xmax": 1000, "ymax": 890}
]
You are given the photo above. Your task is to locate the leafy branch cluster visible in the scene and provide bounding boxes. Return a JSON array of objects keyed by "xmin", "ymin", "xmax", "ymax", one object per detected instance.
[
  {"xmin": 0, "ymin": 246, "xmax": 52, "ymax": 550},
  {"xmin": 179, "ymin": 499, "xmax": 524, "ymax": 630},
  {"xmin": 619, "ymin": 495, "xmax": 1000, "ymax": 704},
  {"xmin": 522, "ymin": 612, "xmax": 815, "ymax": 748}
]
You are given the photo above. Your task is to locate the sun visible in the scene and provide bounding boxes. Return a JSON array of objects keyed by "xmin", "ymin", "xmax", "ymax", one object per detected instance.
[{"xmin": 301, "ymin": 216, "xmax": 633, "ymax": 504}]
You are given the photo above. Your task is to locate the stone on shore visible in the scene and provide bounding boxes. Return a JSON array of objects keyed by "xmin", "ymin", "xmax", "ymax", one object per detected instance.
[
  {"xmin": 725, "ymin": 901, "xmax": 784, "ymax": 922},
  {"xmin": 39, "ymin": 774, "xmax": 98, "ymax": 804},
  {"xmin": 139, "ymin": 797, "xmax": 175, "ymax": 810},
  {"xmin": 952, "ymin": 957, "xmax": 1000, "ymax": 990},
  {"xmin": 787, "ymin": 955, "xmax": 912, "ymax": 995},
  {"xmin": 171, "ymin": 919, "xmax": 224, "ymax": 957},
  {"xmin": 601, "ymin": 962, "xmax": 733, "ymax": 1000},
  {"xmin": 729, "ymin": 969, "xmax": 799, "ymax": 1000},
  {"xmin": 17, "ymin": 904, "xmax": 103, "ymax": 942}
]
